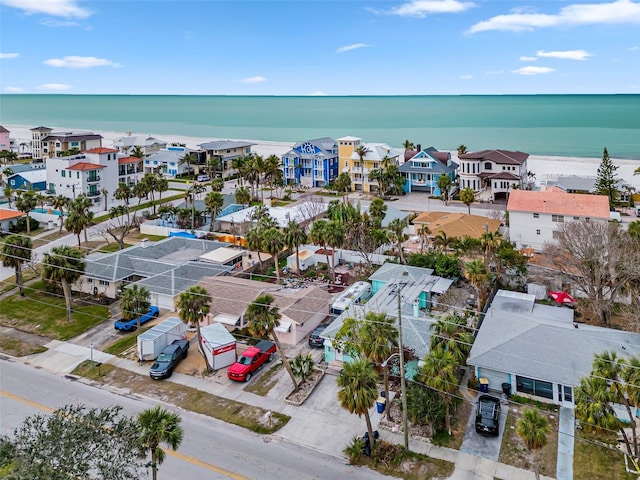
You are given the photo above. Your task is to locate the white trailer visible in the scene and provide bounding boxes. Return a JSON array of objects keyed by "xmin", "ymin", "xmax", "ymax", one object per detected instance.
[
  {"xmin": 137, "ymin": 317, "xmax": 187, "ymax": 361},
  {"xmin": 331, "ymin": 281, "xmax": 372, "ymax": 316},
  {"xmin": 199, "ymin": 323, "xmax": 237, "ymax": 370}
]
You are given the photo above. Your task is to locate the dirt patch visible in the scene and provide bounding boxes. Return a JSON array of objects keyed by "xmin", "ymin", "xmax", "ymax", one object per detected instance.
[{"xmin": 285, "ymin": 369, "xmax": 324, "ymax": 406}]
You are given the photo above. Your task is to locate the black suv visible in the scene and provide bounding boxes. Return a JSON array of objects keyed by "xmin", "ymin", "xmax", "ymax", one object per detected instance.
[
  {"xmin": 475, "ymin": 395, "xmax": 501, "ymax": 436},
  {"xmin": 149, "ymin": 339, "xmax": 189, "ymax": 380},
  {"xmin": 308, "ymin": 325, "xmax": 327, "ymax": 348}
]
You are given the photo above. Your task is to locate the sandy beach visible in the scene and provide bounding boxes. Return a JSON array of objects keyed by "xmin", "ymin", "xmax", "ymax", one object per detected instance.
[{"xmin": 5, "ymin": 124, "xmax": 640, "ymax": 190}]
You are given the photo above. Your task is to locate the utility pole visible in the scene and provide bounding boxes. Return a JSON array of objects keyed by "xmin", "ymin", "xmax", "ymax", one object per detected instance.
[{"xmin": 397, "ymin": 278, "xmax": 409, "ymax": 450}]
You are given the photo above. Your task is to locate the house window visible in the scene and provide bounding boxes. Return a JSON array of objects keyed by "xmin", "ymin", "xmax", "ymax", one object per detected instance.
[
  {"xmin": 533, "ymin": 213, "xmax": 539, "ymax": 218},
  {"xmin": 61, "ymin": 170, "xmax": 66, "ymax": 178},
  {"xmin": 516, "ymin": 375, "xmax": 553, "ymax": 399},
  {"xmin": 585, "ymin": 217, "xmax": 590, "ymax": 222},
  {"xmin": 99, "ymin": 280, "xmax": 110, "ymax": 286},
  {"xmin": 573, "ymin": 216, "xmax": 580, "ymax": 220},
  {"xmin": 484, "ymin": 162, "xmax": 492, "ymax": 170},
  {"xmin": 552, "ymin": 215, "xmax": 564, "ymax": 223},
  {"xmin": 536, "ymin": 229, "xmax": 541, "ymax": 235},
  {"xmin": 87, "ymin": 278, "xmax": 93, "ymax": 283}
]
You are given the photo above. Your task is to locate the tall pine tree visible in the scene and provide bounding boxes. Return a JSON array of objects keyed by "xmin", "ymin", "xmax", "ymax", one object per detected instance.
[{"xmin": 594, "ymin": 147, "xmax": 619, "ymax": 211}]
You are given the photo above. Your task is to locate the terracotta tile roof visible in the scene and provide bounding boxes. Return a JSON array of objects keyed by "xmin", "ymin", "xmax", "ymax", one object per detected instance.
[
  {"xmin": 459, "ymin": 149, "xmax": 529, "ymax": 165},
  {"xmin": 68, "ymin": 162, "xmax": 106, "ymax": 171},
  {"xmin": 412, "ymin": 211, "xmax": 502, "ymax": 239},
  {"xmin": 0, "ymin": 209, "xmax": 25, "ymax": 221},
  {"xmin": 118, "ymin": 156, "xmax": 142, "ymax": 165},
  {"xmin": 84, "ymin": 147, "xmax": 118, "ymax": 154},
  {"xmin": 506, "ymin": 189, "xmax": 610, "ymax": 218}
]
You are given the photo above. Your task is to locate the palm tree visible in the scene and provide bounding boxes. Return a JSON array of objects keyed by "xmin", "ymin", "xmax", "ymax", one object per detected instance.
[
  {"xmin": 325, "ymin": 220, "xmax": 345, "ymax": 283},
  {"xmin": 235, "ymin": 186, "xmax": 250, "ymax": 207},
  {"xmin": 137, "ymin": 406, "xmax": 184, "ymax": 480},
  {"xmin": 51, "ymin": 195, "xmax": 68, "ymax": 233},
  {"xmin": 634, "ymin": 166, "xmax": 640, "ymax": 176},
  {"xmin": 100, "ymin": 187, "xmax": 109, "ymax": 211},
  {"xmin": 419, "ymin": 347, "xmax": 459, "ymax": 434},
  {"xmin": 262, "ymin": 227, "xmax": 285, "ymax": 284},
  {"xmin": 481, "ymin": 231, "xmax": 503, "ymax": 270},
  {"xmin": 178, "ymin": 153, "xmax": 196, "ymax": 177},
  {"xmin": 133, "ymin": 182, "xmax": 149, "ymax": 206},
  {"xmin": 119, "ymin": 284, "xmax": 151, "ymax": 331},
  {"xmin": 232, "ymin": 156, "xmax": 246, "ymax": 185},
  {"xmin": 337, "ymin": 358, "xmax": 379, "ymax": 452},
  {"xmin": 15, "ymin": 189, "xmax": 38, "ymax": 234},
  {"xmin": 402, "ymin": 139, "xmax": 415, "ymax": 151},
  {"xmin": 262, "ymin": 155, "xmax": 281, "ymax": 197},
  {"xmin": 42, "ymin": 245, "xmax": 85, "ymax": 323},
  {"xmin": 130, "ymin": 145, "xmax": 145, "ymax": 159},
  {"xmin": 204, "ymin": 191, "xmax": 224, "ymax": 232},
  {"xmin": 516, "ymin": 408, "xmax": 550, "ymax": 480},
  {"xmin": 309, "ymin": 219, "xmax": 331, "ymax": 271},
  {"xmin": 245, "ymin": 293, "xmax": 298, "ymax": 389},
  {"xmin": 333, "ymin": 172, "xmax": 352, "ymax": 203},
  {"xmin": 464, "ymin": 259, "xmax": 488, "ymax": 311},
  {"xmin": 176, "ymin": 285, "xmax": 212, "ymax": 371},
  {"xmin": 430, "ymin": 313, "xmax": 474, "ymax": 366},
  {"xmin": 456, "ymin": 145, "xmax": 468, "ymax": 155},
  {"xmin": 283, "ymin": 220, "xmax": 307, "ymax": 275},
  {"xmin": 460, "ymin": 187, "xmax": 475, "ymax": 215},
  {"xmin": 0, "ymin": 234, "xmax": 33, "ymax": 296},
  {"xmin": 368, "ymin": 197, "xmax": 387, "ymax": 228},
  {"xmin": 417, "ymin": 225, "xmax": 431, "ymax": 253},
  {"xmin": 437, "ymin": 175, "xmax": 452, "ymax": 205},
  {"xmin": 432, "ymin": 230, "xmax": 453, "ymax": 252},
  {"xmin": 244, "ymin": 227, "xmax": 264, "ymax": 268},
  {"xmin": 156, "ymin": 174, "xmax": 169, "ymax": 204},
  {"xmin": 387, "ymin": 218, "xmax": 408, "ymax": 263},
  {"xmin": 67, "ymin": 194, "xmax": 94, "ymax": 245},
  {"xmin": 114, "ymin": 182, "xmax": 132, "ymax": 206}
]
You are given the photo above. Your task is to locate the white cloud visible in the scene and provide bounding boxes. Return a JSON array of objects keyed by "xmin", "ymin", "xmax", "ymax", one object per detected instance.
[
  {"xmin": 484, "ymin": 70, "xmax": 504, "ymax": 75},
  {"xmin": 3, "ymin": 86, "xmax": 25, "ymax": 93},
  {"xmin": 241, "ymin": 76, "xmax": 266, "ymax": 84},
  {"xmin": 628, "ymin": 45, "xmax": 640, "ymax": 50},
  {"xmin": 40, "ymin": 18, "xmax": 81, "ymax": 27},
  {"xmin": 520, "ymin": 56, "xmax": 538, "ymax": 62},
  {"xmin": 388, "ymin": 0, "xmax": 475, "ymax": 18},
  {"xmin": 0, "ymin": 52, "xmax": 20, "ymax": 59},
  {"xmin": 512, "ymin": 66, "xmax": 555, "ymax": 75},
  {"xmin": 469, "ymin": 0, "xmax": 640, "ymax": 33},
  {"xmin": 37, "ymin": 83, "xmax": 72, "ymax": 91},
  {"xmin": 308, "ymin": 91, "xmax": 328, "ymax": 96},
  {"xmin": 43, "ymin": 56, "xmax": 120, "ymax": 68},
  {"xmin": 336, "ymin": 43, "xmax": 372, "ymax": 53},
  {"xmin": 0, "ymin": 0, "xmax": 91, "ymax": 18},
  {"xmin": 459, "ymin": 74, "xmax": 473, "ymax": 80},
  {"xmin": 537, "ymin": 49, "xmax": 592, "ymax": 60}
]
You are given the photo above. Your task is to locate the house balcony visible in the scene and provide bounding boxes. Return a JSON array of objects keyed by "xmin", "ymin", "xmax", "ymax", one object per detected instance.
[
  {"xmin": 87, "ymin": 190, "xmax": 101, "ymax": 198},
  {"xmin": 87, "ymin": 176, "xmax": 101, "ymax": 183}
]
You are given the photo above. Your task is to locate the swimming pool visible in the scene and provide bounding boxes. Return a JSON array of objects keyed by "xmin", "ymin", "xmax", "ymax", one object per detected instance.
[
  {"xmin": 217, "ymin": 204, "xmax": 244, "ymax": 218},
  {"xmin": 33, "ymin": 208, "xmax": 63, "ymax": 216}
]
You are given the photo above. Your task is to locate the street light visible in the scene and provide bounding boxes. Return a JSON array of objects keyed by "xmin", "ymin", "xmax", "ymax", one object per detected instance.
[{"xmin": 381, "ymin": 352, "xmax": 400, "ymax": 421}]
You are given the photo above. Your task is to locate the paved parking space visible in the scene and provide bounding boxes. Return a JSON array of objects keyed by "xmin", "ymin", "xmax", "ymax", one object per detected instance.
[{"xmin": 459, "ymin": 395, "xmax": 509, "ymax": 461}]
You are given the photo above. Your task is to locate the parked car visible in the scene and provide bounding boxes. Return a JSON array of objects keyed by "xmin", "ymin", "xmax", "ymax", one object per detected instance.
[
  {"xmin": 149, "ymin": 339, "xmax": 189, "ymax": 380},
  {"xmin": 308, "ymin": 324, "xmax": 327, "ymax": 348},
  {"xmin": 475, "ymin": 394, "xmax": 501, "ymax": 436},
  {"xmin": 114, "ymin": 306, "xmax": 160, "ymax": 332},
  {"xmin": 227, "ymin": 340, "xmax": 276, "ymax": 382},
  {"xmin": 196, "ymin": 174, "xmax": 210, "ymax": 182}
]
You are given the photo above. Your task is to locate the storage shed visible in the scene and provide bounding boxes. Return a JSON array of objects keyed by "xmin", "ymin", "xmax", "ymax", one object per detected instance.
[
  {"xmin": 137, "ymin": 317, "xmax": 186, "ymax": 361},
  {"xmin": 199, "ymin": 323, "xmax": 237, "ymax": 370}
]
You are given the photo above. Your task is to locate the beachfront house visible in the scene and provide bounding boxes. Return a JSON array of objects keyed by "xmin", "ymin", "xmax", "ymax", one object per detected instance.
[
  {"xmin": 143, "ymin": 146, "xmax": 194, "ymax": 177},
  {"xmin": 280, "ymin": 137, "xmax": 339, "ymax": 188},
  {"xmin": 468, "ymin": 289, "xmax": 640, "ymax": 407},
  {"xmin": 30, "ymin": 127, "xmax": 103, "ymax": 161},
  {"xmin": 196, "ymin": 140, "xmax": 255, "ymax": 179},
  {"xmin": 457, "ymin": 149, "xmax": 529, "ymax": 202},
  {"xmin": 0, "ymin": 126, "xmax": 10, "ymax": 151},
  {"xmin": 507, "ymin": 187, "xmax": 610, "ymax": 251},
  {"xmin": 112, "ymin": 134, "xmax": 168, "ymax": 156},
  {"xmin": 399, "ymin": 146, "xmax": 458, "ymax": 195},
  {"xmin": 6, "ymin": 169, "xmax": 47, "ymax": 192},
  {"xmin": 542, "ymin": 174, "xmax": 636, "ymax": 206},
  {"xmin": 338, "ymin": 136, "xmax": 403, "ymax": 193}
]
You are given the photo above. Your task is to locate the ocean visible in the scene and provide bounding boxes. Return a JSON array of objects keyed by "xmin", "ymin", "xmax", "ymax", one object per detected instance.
[{"xmin": 1, "ymin": 94, "xmax": 639, "ymax": 160}]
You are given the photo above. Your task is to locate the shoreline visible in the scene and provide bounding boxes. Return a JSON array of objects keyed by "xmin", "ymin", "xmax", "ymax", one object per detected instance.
[{"xmin": 5, "ymin": 123, "xmax": 640, "ymax": 190}]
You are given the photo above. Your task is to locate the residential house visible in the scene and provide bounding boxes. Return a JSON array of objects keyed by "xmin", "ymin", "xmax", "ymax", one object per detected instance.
[
  {"xmin": 543, "ymin": 174, "xmax": 635, "ymax": 205},
  {"xmin": 143, "ymin": 146, "xmax": 193, "ymax": 177},
  {"xmin": 3, "ymin": 163, "xmax": 47, "ymax": 189},
  {"xmin": 338, "ymin": 136, "xmax": 403, "ymax": 193},
  {"xmin": 281, "ymin": 137, "xmax": 339, "ymax": 188},
  {"xmin": 507, "ymin": 188, "xmax": 610, "ymax": 251},
  {"xmin": 468, "ymin": 289, "xmax": 640, "ymax": 407},
  {"xmin": 0, "ymin": 209, "xmax": 25, "ymax": 233},
  {"xmin": 78, "ymin": 237, "xmax": 233, "ymax": 308},
  {"xmin": 118, "ymin": 156, "xmax": 144, "ymax": 188},
  {"xmin": 457, "ymin": 149, "xmax": 529, "ymax": 201},
  {"xmin": 0, "ymin": 126, "xmax": 10, "ymax": 151},
  {"xmin": 399, "ymin": 146, "xmax": 458, "ymax": 195},
  {"xmin": 6, "ymin": 169, "xmax": 47, "ymax": 192},
  {"xmin": 412, "ymin": 211, "xmax": 503, "ymax": 242},
  {"xmin": 196, "ymin": 276, "xmax": 331, "ymax": 345},
  {"xmin": 34, "ymin": 127, "xmax": 103, "ymax": 160},
  {"xmin": 196, "ymin": 140, "xmax": 254, "ymax": 179},
  {"xmin": 112, "ymin": 134, "xmax": 168, "ymax": 156}
]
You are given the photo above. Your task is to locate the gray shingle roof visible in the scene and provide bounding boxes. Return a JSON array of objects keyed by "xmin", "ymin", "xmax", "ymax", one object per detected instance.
[
  {"xmin": 197, "ymin": 140, "xmax": 255, "ymax": 150},
  {"xmin": 369, "ymin": 263, "xmax": 434, "ymax": 283},
  {"xmin": 136, "ymin": 262, "xmax": 231, "ymax": 296}
]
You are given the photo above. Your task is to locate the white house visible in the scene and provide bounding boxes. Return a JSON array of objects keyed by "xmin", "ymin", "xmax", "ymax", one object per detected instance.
[
  {"xmin": 507, "ymin": 187, "xmax": 610, "ymax": 251},
  {"xmin": 30, "ymin": 127, "xmax": 103, "ymax": 160},
  {"xmin": 143, "ymin": 146, "xmax": 193, "ymax": 177},
  {"xmin": 457, "ymin": 149, "xmax": 529, "ymax": 201},
  {"xmin": 112, "ymin": 134, "xmax": 168, "ymax": 156}
]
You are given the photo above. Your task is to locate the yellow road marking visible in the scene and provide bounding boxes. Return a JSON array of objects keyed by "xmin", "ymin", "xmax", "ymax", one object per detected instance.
[{"xmin": 1, "ymin": 389, "xmax": 252, "ymax": 480}]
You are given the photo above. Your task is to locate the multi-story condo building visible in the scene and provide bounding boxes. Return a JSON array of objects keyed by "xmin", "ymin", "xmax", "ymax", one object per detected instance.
[
  {"xmin": 281, "ymin": 137, "xmax": 339, "ymax": 188},
  {"xmin": 457, "ymin": 149, "xmax": 529, "ymax": 202},
  {"xmin": 31, "ymin": 127, "xmax": 103, "ymax": 161},
  {"xmin": 196, "ymin": 140, "xmax": 254, "ymax": 179},
  {"xmin": 338, "ymin": 136, "xmax": 402, "ymax": 193}
]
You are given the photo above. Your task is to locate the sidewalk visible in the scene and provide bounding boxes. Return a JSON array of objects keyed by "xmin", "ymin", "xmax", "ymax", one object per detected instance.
[{"xmin": 15, "ymin": 339, "xmax": 557, "ymax": 479}]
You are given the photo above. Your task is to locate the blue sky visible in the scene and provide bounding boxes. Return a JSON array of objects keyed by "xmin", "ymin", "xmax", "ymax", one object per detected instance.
[{"xmin": 1, "ymin": 0, "xmax": 639, "ymax": 95}]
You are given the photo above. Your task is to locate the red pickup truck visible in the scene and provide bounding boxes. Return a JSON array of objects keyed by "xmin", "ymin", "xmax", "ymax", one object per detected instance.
[{"xmin": 227, "ymin": 340, "xmax": 276, "ymax": 382}]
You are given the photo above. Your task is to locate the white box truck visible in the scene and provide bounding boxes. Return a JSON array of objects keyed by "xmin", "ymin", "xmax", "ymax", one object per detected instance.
[
  {"xmin": 199, "ymin": 323, "xmax": 237, "ymax": 370},
  {"xmin": 137, "ymin": 317, "xmax": 187, "ymax": 361}
]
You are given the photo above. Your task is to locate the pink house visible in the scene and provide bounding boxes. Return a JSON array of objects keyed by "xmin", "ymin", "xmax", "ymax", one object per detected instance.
[{"xmin": 0, "ymin": 126, "xmax": 10, "ymax": 152}]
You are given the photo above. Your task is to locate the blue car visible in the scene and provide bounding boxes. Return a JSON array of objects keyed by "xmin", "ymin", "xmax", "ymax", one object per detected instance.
[{"xmin": 114, "ymin": 306, "xmax": 160, "ymax": 332}]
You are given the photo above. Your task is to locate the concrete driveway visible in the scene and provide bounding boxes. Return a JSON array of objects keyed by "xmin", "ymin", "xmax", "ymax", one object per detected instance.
[{"xmin": 460, "ymin": 395, "xmax": 509, "ymax": 461}]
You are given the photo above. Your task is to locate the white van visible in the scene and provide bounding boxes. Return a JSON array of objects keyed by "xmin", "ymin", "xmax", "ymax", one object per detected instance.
[{"xmin": 196, "ymin": 174, "xmax": 210, "ymax": 182}]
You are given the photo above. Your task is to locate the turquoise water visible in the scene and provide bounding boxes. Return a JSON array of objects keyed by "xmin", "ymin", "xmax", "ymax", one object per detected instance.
[
  {"xmin": 33, "ymin": 208, "xmax": 63, "ymax": 216},
  {"xmin": 217, "ymin": 204, "xmax": 244, "ymax": 218},
  {"xmin": 1, "ymin": 94, "xmax": 639, "ymax": 159}
]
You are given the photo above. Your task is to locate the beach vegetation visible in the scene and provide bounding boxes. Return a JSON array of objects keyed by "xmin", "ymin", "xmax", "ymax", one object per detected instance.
[{"xmin": 594, "ymin": 147, "xmax": 620, "ymax": 210}]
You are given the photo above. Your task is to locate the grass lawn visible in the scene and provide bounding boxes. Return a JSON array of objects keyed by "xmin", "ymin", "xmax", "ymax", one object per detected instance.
[
  {"xmin": 498, "ymin": 405, "xmax": 559, "ymax": 478},
  {"xmin": 244, "ymin": 361, "xmax": 283, "ymax": 396},
  {"xmin": 0, "ymin": 281, "xmax": 109, "ymax": 340},
  {"xmin": 0, "ymin": 336, "xmax": 48, "ymax": 357},
  {"xmin": 574, "ymin": 430, "xmax": 637, "ymax": 480},
  {"xmin": 103, "ymin": 327, "xmax": 152, "ymax": 355},
  {"xmin": 72, "ymin": 361, "xmax": 290, "ymax": 434},
  {"xmin": 96, "ymin": 242, "xmax": 132, "ymax": 253},
  {"xmin": 0, "ymin": 269, "xmax": 40, "ymax": 295},
  {"xmin": 32, "ymin": 229, "xmax": 70, "ymax": 248}
]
